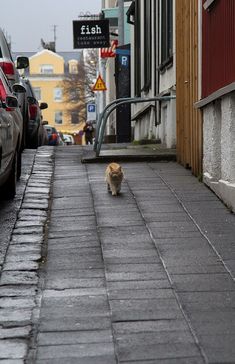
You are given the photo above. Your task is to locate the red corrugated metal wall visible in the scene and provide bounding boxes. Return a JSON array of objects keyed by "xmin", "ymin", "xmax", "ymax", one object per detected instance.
[{"xmin": 202, "ymin": 0, "xmax": 235, "ymax": 98}]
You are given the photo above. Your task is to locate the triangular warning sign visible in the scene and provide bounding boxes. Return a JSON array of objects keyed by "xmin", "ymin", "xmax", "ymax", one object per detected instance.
[{"xmin": 92, "ymin": 74, "xmax": 107, "ymax": 91}]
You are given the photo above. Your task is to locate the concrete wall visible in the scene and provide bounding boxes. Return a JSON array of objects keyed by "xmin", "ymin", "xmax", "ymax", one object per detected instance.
[
  {"xmin": 157, "ymin": 98, "xmax": 176, "ymax": 148},
  {"xmin": 203, "ymin": 92, "xmax": 235, "ymax": 212},
  {"xmin": 158, "ymin": 0, "xmax": 176, "ymax": 148}
]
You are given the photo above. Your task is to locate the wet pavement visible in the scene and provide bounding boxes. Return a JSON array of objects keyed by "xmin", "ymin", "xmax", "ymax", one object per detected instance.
[{"xmin": 1, "ymin": 145, "xmax": 235, "ymax": 363}]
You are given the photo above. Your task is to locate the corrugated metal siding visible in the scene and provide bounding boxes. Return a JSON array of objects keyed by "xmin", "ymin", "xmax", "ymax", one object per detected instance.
[
  {"xmin": 202, "ymin": 0, "xmax": 235, "ymax": 98},
  {"xmin": 176, "ymin": 0, "xmax": 202, "ymax": 176}
]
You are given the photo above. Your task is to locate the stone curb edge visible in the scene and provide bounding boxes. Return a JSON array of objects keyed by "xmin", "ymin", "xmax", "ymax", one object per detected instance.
[{"xmin": 0, "ymin": 146, "xmax": 55, "ymax": 362}]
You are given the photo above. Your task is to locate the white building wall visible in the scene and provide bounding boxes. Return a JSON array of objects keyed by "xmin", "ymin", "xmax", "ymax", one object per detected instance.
[
  {"xmin": 158, "ymin": 0, "xmax": 176, "ymax": 148},
  {"xmin": 203, "ymin": 93, "xmax": 235, "ymax": 212},
  {"xmin": 131, "ymin": 0, "xmax": 176, "ymax": 148}
]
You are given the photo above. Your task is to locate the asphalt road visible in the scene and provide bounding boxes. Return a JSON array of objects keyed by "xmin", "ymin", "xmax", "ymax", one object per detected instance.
[{"xmin": 0, "ymin": 150, "xmax": 36, "ymax": 270}]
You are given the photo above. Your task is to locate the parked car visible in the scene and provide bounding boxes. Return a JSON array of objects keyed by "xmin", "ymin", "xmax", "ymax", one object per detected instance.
[
  {"xmin": 0, "ymin": 28, "xmax": 29, "ymax": 151},
  {"xmin": 63, "ymin": 134, "xmax": 75, "ymax": 145},
  {"xmin": 0, "ymin": 67, "xmax": 25, "ymax": 199},
  {"xmin": 44, "ymin": 125, "xmax": 60, "ymax": 146},
  {"xmin": 0, "ymin": 29, "xmax": 28, "ymax": 87},
  {"xmin": 20, "ymin": 77, "xmax": 48, "ymax": 148}
]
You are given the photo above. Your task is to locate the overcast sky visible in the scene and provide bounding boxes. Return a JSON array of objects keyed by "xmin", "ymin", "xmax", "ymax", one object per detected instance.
[{"xmin": 0, "ymin": 0, "xmax": 102, "ymax": 52}]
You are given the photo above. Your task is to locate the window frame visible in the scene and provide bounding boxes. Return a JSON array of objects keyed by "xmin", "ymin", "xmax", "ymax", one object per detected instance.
[
  {"xmin": 71, "ymin": 111, "xmax": 79, "ymax": 124},
  {"xmin": 143, "ymin": 0, "xmax": 152, "ymax": 92},
  {"xmin": 69, "ymin": 63, "xmax": 78, "ymax": 74},
  {"xmin": 33, "ymin": 87, "xmax": 41, "ymax": 101},
  {"xmin": 54, "ymin": 110, "xmax": 63, "ymax": 124},
  {"xmin": 203, "ymin": 0, "xmax": 217, "ymax": 10},
  {"xmin": 40, "ymin": 64, "xmax": 54, "ymax": 74},
  {"xmin": 134, "ymin": 0, "xmax": 141, "ymax": 96},
  {"xmin": 53, "ymin": 87, "xmax": 63, "ymax": 102},
  {"xmin": 159, "ymin": 0, "xmax": 173, "ymax": 72}
]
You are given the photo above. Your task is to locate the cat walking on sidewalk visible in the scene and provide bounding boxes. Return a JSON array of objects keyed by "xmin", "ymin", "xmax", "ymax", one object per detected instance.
[{"xmin": 105, "ymin": 162, "xmax": 124, "ymax": 196}]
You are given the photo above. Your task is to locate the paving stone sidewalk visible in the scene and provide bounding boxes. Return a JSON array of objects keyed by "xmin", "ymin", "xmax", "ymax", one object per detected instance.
[
  {"xmin": 2, "ymin": 145, "xmax": 235, "ymax": 363},
  {"xmin": 31, "ymin": 146, "xmax": 235, "ymax": 364}
]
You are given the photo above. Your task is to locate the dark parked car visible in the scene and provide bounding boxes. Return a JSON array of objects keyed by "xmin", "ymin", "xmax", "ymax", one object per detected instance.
[
  {"xmin": 0, "ymin": 67, "xmax": 25, "ymax": 199},
  {"xmin": 20, "ymin": 78, "xmax": 48, "ymax": 148},
  {"xmin": 0, "ymin": 28, "xmax": 29, "ymax": 151}
]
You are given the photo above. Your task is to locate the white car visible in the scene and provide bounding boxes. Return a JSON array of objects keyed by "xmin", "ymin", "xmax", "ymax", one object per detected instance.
[{"xmin": 63, "ymin": 134, "xmax": 74, "ymax": 145}]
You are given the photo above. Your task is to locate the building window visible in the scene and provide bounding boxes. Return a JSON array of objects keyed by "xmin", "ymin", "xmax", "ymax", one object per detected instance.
[
  {"xmin": 143, "ymin": 0, "xmax": 152, "ymax": 92},
  {"xmin": 160, "ymin": 0, "xmax": 173, "ymax": 71},
  {"xmin": 70, "ymin": 89, "xmax": 79, "ymax": 103},
  {"xmin": 55, "ymin": 111, "xmax": 63, "ymax": 124},
  {"xmin": 134, "ymin": 0, "xmax": 141, "ymax": 96},
  {"xmin": 33, "ymin": 87, "xmax": 41, "ymax": 100},
  {"xmin": 40, "ymin": 64, "xmax": 54, "ymax": 74},
  {"xmin": 71, "ymin": 112, "xmax": 79, "ymax": 124},
  {"xmin": 54, "ymin": 88, "xmax": 62, "ymax": 101},
  {"xmin": 203, "ymin": 0, "xmax": 217, "ymax": 10},
  {"xmin": 69, "ymin": 61, "xmax": 78, "ymax": 74}
]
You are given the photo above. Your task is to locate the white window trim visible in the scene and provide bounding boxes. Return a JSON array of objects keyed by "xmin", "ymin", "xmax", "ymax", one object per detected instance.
[
  {"xmin": 203, "ymin": 0, "xmax": 216, "ymax": 11},
  {"xmin": 53, "ymin": 88, "xmax": 63, "ymax": 102}
]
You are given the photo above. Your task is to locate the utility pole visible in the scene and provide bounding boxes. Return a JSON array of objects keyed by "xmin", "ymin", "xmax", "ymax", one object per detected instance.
[
  {"xmin": 118, "ymin": 0, "xmax": 124, "ymax": 46},
  {"xmin": 53, "ymin": 25, "xmax": 57, "ymax": 50}
]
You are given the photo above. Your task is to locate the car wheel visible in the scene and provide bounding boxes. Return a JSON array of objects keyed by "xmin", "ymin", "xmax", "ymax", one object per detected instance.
[
  {"xmin": 31, "ymin": 134, "xmax": 38, "ymax": 149},
  {"xmin": 0, "ymin": 152, "xmax": 17, "ymax": 200}
]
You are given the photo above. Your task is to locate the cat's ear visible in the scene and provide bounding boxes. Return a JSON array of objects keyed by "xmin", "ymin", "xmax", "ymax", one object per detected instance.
[
  {"xmin": 118, "ymin": 166, "xmax": 122, "ymax": 171},
  {"xmin": 109, "ymin": 165, "xmax": 113, "ymax": 171}
]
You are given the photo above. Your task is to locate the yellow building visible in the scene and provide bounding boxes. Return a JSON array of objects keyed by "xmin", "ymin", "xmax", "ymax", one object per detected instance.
[{"xmin": 17, "ymin": 49, "xmax": 85, "ymax": 141}]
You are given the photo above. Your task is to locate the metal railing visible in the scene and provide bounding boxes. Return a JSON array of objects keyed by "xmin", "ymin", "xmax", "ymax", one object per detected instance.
[{"xmin": 94, "ymin": 95, "xmax": 176, "ymax": 157}]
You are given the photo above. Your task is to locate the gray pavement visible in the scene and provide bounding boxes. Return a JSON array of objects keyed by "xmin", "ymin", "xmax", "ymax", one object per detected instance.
[{"xmin": 1, "ymin": 145, "xmax": 235, "ymax": 363}]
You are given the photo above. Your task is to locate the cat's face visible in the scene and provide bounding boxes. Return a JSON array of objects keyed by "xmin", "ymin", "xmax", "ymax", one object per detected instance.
[
  {"xmin": 110, "ymin": 169, "xmax": 122, "ymax": 180},
  {"xmin": 107, "ymin": 163, "xmax": 123, "ymax": 181}
]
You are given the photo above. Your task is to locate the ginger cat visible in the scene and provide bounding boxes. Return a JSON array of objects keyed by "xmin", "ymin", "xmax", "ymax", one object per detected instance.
[{"xmin": 105, "ymin": 162, "xmax": 124, "ymax": 196}]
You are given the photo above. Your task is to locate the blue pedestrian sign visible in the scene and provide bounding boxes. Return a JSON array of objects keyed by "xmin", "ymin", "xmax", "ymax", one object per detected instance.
[{"xmin": 87, "ymin": 103, "xmax": 97, "ymax": 121}]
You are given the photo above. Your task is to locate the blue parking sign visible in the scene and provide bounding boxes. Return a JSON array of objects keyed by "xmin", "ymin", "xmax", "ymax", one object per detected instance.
[
  {"xmin": 88, "ymin": 104, "xmax": 96, "ymax": 113},
  {"xmin": 87, "ymin": 103, "xmax": 96, "ymax": 121}
]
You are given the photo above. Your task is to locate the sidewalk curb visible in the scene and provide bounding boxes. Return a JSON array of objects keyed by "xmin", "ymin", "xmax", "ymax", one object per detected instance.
[
  {"xmin": 0, "ymin": 146, "xmax": 55, "ymax": 361},
  {"xmin": 81, "ymin": 154, "xmax": 177, "ymax": 164}
]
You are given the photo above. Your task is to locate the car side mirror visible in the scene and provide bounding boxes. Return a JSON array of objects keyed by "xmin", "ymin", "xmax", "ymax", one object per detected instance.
[
  {"xmin": 12, "ymin": 83, "xmax": 26, "ymax": 93},
  {"xmin": 16, "ymin": 56, "xmax": 29, "ymax": 69},
  {"xmin": 40, "ymin": 102, "xmax": 48, "ymax": 110},
  {"xmin": 5, "ymin": 95, "xmax": 18, "ymax": 109}
]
